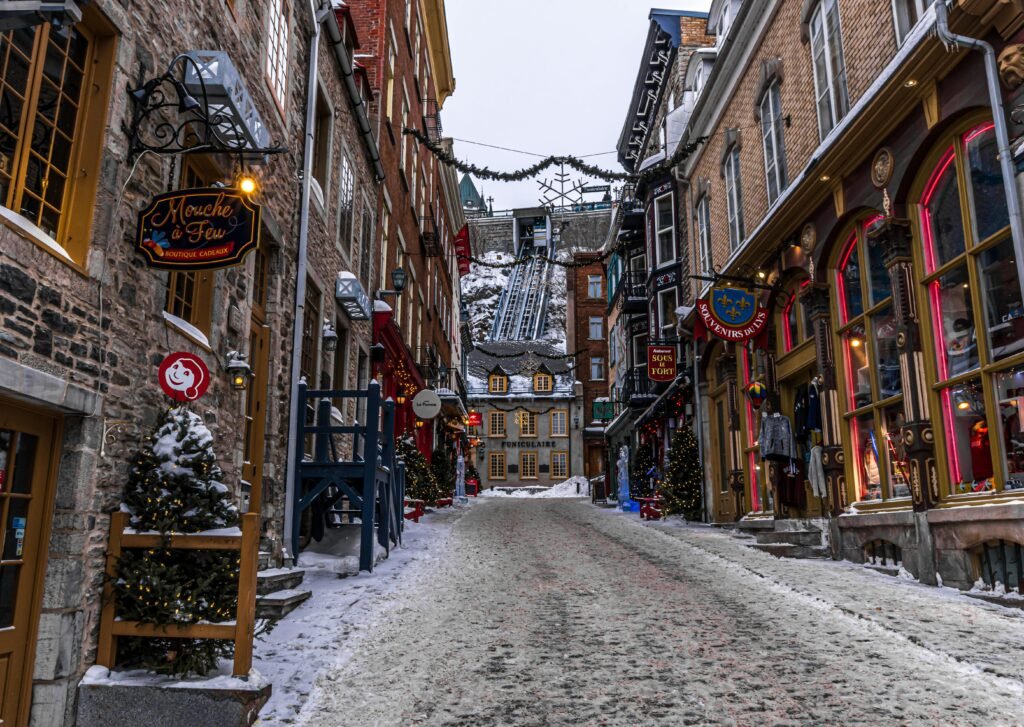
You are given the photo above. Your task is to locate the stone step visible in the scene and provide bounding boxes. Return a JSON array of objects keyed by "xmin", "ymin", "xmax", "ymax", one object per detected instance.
[
  {"xmin": 256, "ymin": 567, "xmax": 306, "ymax": 596},
  {"xmin": 258, "ymin": 550, "xmax": 272, "ymax": 571},
  {"xmin": 863, "ymin": 563, "xmax": 901, "ymax": 577},
  {"xmin": 736, "ymin": 518, "xmax": 774, "ymax": 532},
  {"xmin": 755, "ymin": 530, "xmax": 824, "ymax": 547},
  {"xmin": 256, "ymin": 588, "xmax": 312, "ymax": 619},
  {"xmin": 750, "ymin": 543, "xmax": 830, "ymax": 560}
]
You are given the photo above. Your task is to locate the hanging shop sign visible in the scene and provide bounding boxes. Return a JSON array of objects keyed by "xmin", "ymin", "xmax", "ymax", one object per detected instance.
[
  {"xmin": 694, "ymin": 284, "xmax": 769, "ymax": 343},
  {"xmin": 467, "ymin": 411, "xmax": 483, "ymax": 427},
  {"xmin": 647, "ymin": 345, "xmax": 677, "ymax": 383},
  {"xmin": 412, "ymin": 389, "xmax": 442, "ymax": 419},
  {"xmin": 136, "ymin": 187, "xmax": 261, "ymax": 270},
  {"xmin": 593, "ymin": 401, "xmax": 616, "ymax": 420},
  {"xmin": 454, "ymin": 224, "xmax": 471, "ymax": 276},
  {"xmin": 158, "ymin": 352, "xmax": 211, "ymax": 401}
]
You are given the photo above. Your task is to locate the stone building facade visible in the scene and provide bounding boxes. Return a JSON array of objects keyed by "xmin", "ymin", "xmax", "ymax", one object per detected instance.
[
  {"xmin": 666, "ymin": 0, "xmax": 1024, "ymax": 592},
  {"xmin": 0, "ymin": 1, "xmax": 384, "ymax": 723}
]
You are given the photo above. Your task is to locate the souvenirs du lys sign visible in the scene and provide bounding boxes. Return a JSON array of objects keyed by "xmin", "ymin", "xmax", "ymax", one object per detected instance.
[
  {"xmin": 136, "ymin": 187, "xmax": 261, "ymax": 270},
  {"xmin": 694, "ymin": 284, "xmax": 769, "ymax": 344}
]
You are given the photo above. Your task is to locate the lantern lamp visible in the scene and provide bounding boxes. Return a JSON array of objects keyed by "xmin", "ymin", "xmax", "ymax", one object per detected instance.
[
  {"xmin": 237, "ymin": 174, "xmax": 257, "ymax": 194},
  {"xmin": 322, "ymin": 320, "xmax": 338, "ymax": 352},
  {"xmin": 225, "ymin": 351, "xmax": 252, "ymax": 391},
  {"xmin": 415, "ymin": 419, "xmax": 424, "ymax": 429},
  {"xmin": 396, "ymin": 393, "xmax": 407, "ymax": 405},
  {"xmin": 391, "ymin": 267, "xmax": 408, "ymax": 293}
]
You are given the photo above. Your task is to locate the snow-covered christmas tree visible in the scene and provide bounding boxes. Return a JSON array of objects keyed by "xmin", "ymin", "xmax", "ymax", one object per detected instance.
[
  {"xmin": 660, "ymin": 426, "xmax": 703, "ymax": 520},
  {"xmin": 398, "ymin": 436, "xmax": 444, "ymax": 503},
  {"xmin": 114, "ymin": 407, "xmax": 241, "ymax": 676}
]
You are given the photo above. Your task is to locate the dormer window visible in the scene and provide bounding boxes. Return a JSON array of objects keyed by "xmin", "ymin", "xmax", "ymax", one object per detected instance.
[
  {"xmin": 488, "ymin": 373, "xmax": 508, "ymax": 393},
  {"xmin": 716, "ymin": 3, "xmax": 731, "ymax": 45},
  {"xmin": 534, "ymin": 372, "xmax": 553, "ymax": 393},
  {"xmin": 693, "ymin": 61, "xmax": 705, "ymax": 96},
  {"xmin": 893, "ymin": 0, "xmax": 930, "ymax": 45}
]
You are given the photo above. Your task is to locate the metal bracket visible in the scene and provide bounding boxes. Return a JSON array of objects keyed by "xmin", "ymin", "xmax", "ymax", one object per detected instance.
[{"xmin": 101, "ymin": 418, "xmax": 136, "ymax": 458}]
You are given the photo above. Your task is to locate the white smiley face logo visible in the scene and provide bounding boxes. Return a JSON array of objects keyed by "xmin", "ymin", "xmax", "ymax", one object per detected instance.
[{"xmin": 163, "ymin": 357, "xmax": 205, "ymax": 400}]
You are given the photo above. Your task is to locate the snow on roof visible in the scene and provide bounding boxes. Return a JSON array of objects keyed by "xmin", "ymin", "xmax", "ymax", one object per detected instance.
[{"xmin": 374, "ymin": 300, "xmax": 392, "ymax": 312}]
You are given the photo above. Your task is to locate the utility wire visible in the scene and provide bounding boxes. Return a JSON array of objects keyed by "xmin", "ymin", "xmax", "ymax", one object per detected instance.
[{"xmin": 452, "ymin": 136, "xmax": 617, "ymax": 162}]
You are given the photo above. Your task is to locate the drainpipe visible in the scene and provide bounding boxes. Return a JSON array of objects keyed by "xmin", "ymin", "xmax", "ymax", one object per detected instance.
[
  {"xmin": 283, "ymin": 2, "xmax": 332, "ymax": 563},
  {"xmin": 692, "ymin": 339, "xmax": 707, "ymax": 522},
  {"xmin": 323, "ymin": 6, "xmax": 386, "ymax": 181},
  {"xmin": 935, "ymin": 1, "xmax": 1024, "ymax": 305}
]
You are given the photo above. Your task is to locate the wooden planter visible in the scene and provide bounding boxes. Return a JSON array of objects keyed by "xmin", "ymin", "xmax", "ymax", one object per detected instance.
[{"xmin": 96, "ymin": 511, "xmax": 260, "ymax": 677}]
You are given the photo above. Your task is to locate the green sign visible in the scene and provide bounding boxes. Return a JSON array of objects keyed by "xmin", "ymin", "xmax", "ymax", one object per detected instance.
[{"xmin": 593, "ymin": 401, "xmax": 615, "ymax": 421}]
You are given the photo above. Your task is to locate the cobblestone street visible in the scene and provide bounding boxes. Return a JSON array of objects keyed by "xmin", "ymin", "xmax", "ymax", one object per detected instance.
[{"xmin": 299, "ymin": 499, "xmax": 1024, "ymax": 726}]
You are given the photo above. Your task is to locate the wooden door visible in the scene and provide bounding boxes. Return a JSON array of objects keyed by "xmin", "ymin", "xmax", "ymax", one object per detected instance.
[
  {"xmin": 711, "ymin": 392, "xmax": 737, "ymax": 522},
  {"xmin": 0, "ymin": 402, "xmax": 59, "ymax": 727},
  {"xmin": 242, "ymin": 324, "xmax": 271, "ymax": 514}
]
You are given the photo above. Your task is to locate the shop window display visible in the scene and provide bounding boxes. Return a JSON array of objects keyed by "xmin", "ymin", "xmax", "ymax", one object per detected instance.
[
  {"xmin": 919, "ymin": 120, "xmax": 1021, "ymax": 496},
  {"xmin": 833, "ymin": 216, "xmax": 905, "ymax": 502}
]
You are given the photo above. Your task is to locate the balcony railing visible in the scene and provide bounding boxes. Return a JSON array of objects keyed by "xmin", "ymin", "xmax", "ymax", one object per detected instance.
[
  {"xmin": 420, "ymin": 212, "xmax": 440, "ymax": 256},
  {"xmin": 610, "ymin": 270, "xmax": 648, "ymax": 314},
  {"xmin": 623, "ymin": 368, "xmax": 656, "ymax": 405},
  {"xmin": 422, "ymin": 96, "xmax": 442, "ymax": 142}
]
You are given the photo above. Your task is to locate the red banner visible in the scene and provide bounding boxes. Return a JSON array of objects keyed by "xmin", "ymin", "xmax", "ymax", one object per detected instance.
[
  {"xmin": 467, "ymin": 411, "xmax": 482, "ymax": 427},
  {"xmin": 647, "ymin": 345, "xmax": 677, "ymax": 383},
  {"xmin": 454, "ymin": 224, "xmax": 471, "ymax": 276}
]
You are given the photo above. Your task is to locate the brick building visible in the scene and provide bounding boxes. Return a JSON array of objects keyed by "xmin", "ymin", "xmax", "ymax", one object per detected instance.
[
  {"xmin": 566, "ymin": 252, "xmax": 610, "ymax": 480},
  {"xmin": 0, "ymin": 1, "xmax": 384, "ymax": 722},
  {"xmin": 349, "ymin": 0, "xmax": 468, "ymax": 459},
  {"xmin": 666, "ymin": 0, "xmax": 1024, "ymax": 591}
]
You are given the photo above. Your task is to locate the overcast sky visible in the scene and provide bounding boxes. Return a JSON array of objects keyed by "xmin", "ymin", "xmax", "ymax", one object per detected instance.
[{"xmin": 441, "ymin": 0, "xmax": 712, "ymax": 211}]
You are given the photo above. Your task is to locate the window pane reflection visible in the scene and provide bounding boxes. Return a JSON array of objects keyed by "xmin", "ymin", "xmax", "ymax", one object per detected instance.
[
  {"xmin": 837, "ymin": 236, "xmax": 863, "ymax": 323},
  {"xmin": 872, "ymin": 305, "xmax": 900, "ymax": 400},
  {"xmin": 928, "ymin": 265, "xmax": 978, "ymax": 380},
  {"xmin": 964, "ymin": 123, "xmax": 1009, "ymax": 242},
  {"xmin": 881, "ymin": 404, "xmax": 910, "ymax": 499},
  {"xmin": 994, "ymin": 368, "xmax": 1024, "ymax": 491},
  {"xmin": 979, "ymin": 237, "xmax": 1024, "ymax": 362},
  {"xmin": 851, "ymin": 413, "xmax": 881, "ymax": 501},
  {"xmin": 844, "ymin": 325, "xmax": 871, "ymax": 409},
  {"xmin": 921, "ymin": 147, "xmax": 965, "ymax": 273}
]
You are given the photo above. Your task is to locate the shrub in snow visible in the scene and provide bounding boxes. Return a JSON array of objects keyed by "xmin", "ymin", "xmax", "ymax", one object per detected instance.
[
  {"xmin": 660, "ymin": 426, "xmax": 702, "ymax": 521},
  {"xmin": 114, "ymin": 407, "xmax": 241, "ymax": 676},
  {"xmin": 431, "ymin": 446, "xmax": 455, "ymax": 496}
]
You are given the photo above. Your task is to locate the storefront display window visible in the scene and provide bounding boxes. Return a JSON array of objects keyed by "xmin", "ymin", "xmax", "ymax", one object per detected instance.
[
  {"xmin": 833, "ymin": 216, "xmax": 905, "ymax": 502},
  {"xmin": 918, "ymin": 120, "xmax": 1020, "ymax": 496},
  {"xmin": 928, "ymin": 265, "xmax": 978, "ymax": 379},
  {"xmin": 742, "ymin": 346, "xmax": 771, "ymax": 512},
  {"xmin": 994, "ymin": 367, "xmax": 1024, "ymax": 491},
  {"xmin": 780, "ymin": 279, "xmax": 811, "ymax": 354}
]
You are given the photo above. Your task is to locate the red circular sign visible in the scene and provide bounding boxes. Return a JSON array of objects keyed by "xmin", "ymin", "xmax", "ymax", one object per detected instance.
[{"xmin": 158, "ymin": 352, "xmax": 211, "ymax": 402}]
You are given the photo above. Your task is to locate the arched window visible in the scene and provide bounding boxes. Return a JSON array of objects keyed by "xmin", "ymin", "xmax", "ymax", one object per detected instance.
[
  {"xmin": 833, "ymin": 215, "xmax": 907, "ymax": 502},
  {"xmin": 917, "ymin": 120, "xmax": 1021, "ymax": 495},
  {"xmin": 779, "ymin": 278, "xmax": 812, "ymax": 355}
]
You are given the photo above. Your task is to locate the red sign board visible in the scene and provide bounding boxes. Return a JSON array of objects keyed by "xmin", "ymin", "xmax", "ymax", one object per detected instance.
[
  {"xmin": 137, "ymin": 187, "xmax": 261, "ymax": 271},
  {"xmin": 158, "ymin": 352, "xmax": 211, "ymax": 402},
  {"xmin": 467, "ymin": 411, "xmax": 482, "ymax": 427},
  {"xmin": 454, "ymin": 224, "xmax": 471, "ymax": 276},
  {"xmin": 647, "ymin": 345, "xmax": 677, "ymax": 383},
  {"xmin": 694, "ymin": 284, "xmax": 770, "ymax": 344}
]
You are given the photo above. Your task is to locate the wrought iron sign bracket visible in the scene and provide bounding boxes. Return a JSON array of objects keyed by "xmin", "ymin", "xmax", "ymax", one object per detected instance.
[
  {"xmin": 689, "ymin": 272, "xmax": 783, "ymax": 294},
  {"xmin": 123, "ymin": 53, "xmax": 286, "ymax": 162}
]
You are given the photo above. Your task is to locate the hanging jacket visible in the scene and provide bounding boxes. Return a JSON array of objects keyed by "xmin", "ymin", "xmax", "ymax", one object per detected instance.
[
  {"xmin": 806, "ymin": 382, "xmax": 823, "ymax": 432},
  {"xmin": 809, "ymin": 445, "xmax": 827, "ymax": 498},
  {"xmin": 760, "ymin": 413, "xmax": 797, "ymax": 461}
]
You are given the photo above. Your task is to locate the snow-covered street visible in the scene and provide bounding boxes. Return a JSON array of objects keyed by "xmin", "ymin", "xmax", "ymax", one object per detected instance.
[{"xmin": 284, "ymin": 498, "xmax": 1024, "ymax": 726}]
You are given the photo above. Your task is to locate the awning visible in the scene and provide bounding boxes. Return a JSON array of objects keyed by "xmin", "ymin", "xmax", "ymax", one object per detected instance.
[{"xmin": 636, "ymin": 376, "xmax": 685, "ymax": 427}]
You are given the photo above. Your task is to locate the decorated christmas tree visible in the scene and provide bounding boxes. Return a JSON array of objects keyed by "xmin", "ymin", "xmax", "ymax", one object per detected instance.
[
  {"xmin": 630, "ymin": 442, "xmax": 658, "ymax": 500},
  {"xmin": 114, "ymin": 407, "xmax": 240, "ymax": 676},
  {"xmin": 397, "ymin": 436, "xmax": 443, "ymax": 503},
  {"xmin": 660, "ymin": 426, "xmax": 703, "ymax": 520},
  {"xmin": 430, "ymin": 446, "xmax": 454, "ymax": 498}
]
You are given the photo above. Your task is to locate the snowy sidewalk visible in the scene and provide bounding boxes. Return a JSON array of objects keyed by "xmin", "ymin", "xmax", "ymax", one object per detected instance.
[
  {"xmin": 253, "ymin": 503, "xmax": 470, "ymax": 724},
  {"xmin": 295, "ymin": 498, "xmax": 1024, "ymax": 726}
]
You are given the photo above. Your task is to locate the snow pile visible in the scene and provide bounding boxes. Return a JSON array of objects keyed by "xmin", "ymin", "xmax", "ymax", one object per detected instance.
[
  {"xmin": 481, "ymin": 476, "xmax": 590, "ymax": 498},
  {"xmin": 540, "ymin": 253, "xmax": 568, "ymax": 350},
  {"xmin": 81, "ymin": 663, "xmax": 268, "ymax": 690},
  {"xmin": 461, "ymin": 251, "xmax": 512, "ymax": 341}
]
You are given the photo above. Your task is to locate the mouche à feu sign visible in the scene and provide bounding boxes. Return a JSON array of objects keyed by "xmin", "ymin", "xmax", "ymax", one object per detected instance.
[{"xmin": 136, "ymin": 187, "xmax": 261, "ymax": 270}]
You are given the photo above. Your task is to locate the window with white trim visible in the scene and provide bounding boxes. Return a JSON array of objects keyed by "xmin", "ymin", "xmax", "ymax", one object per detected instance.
[
  {"xmin": 587, "ymin": 275, "xmax": 602, "ymax": 298},
  {"xmin": 551, "ymin": 410, "xmax": 568, "ymax": 437},
  {"xmin": 724, "ymin": 146, "xmax": 744, "ymax": 250},
  {"xmin": 893, "ymin": 0, "xmax": 930, "ymax": 45},
  {"xmin": 591, "ymin": 357, "xmax": 605, "ymax": 381},
  {"xmin": 551, "ymin": 451, "xmax": 568, "ymax": 479},
  {"xmin": 654, "ymin": 193, "xmax": 675, "ymax": 266},
  {"xmin": 337, "ymin": 153, "xmax": 354, "ymax": 255},
  {"xmin": 266, "ymin": 0, "xmax": 289, "ymax": 107},
  {"xmin": 760, "ymin": 81, "xmax": 787, "ymax": 206},
  {"xmin": 489, "ymin": 452, "xmax": 506, "ymax": 480},
  {"xmin": 589, "ymin": 316, "xmax": 603, "ymax": 340},
  {"xmin": 696, "ymin": 193, "xmax": 712, "ymax": 274},
  {"xmin": 809, "ymin": 0, "xmax": 850, "ymax": 140}
]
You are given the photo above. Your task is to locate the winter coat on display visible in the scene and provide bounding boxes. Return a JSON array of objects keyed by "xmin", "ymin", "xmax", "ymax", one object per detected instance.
[
  {"xmin": 809, "ymin": 445, "xmax": 827, "ymax": 498},
  {"xmin": 806, "ymin": 382, "xmax": 823, "ymax": 433},
  {"xmin": 760, "ymin": 413, "xmax": 797, "ymax": 462}
]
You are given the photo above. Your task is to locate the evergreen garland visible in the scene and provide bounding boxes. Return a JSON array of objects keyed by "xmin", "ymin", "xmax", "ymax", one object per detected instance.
[
  {"xmin": 660, "ymin": 426, "xmax": 703, "ymax": 521},
  {"xmin": 403, "ymin": 127, "xmax": 707, "ymax": 186},
  {"xmin": 114, "ymin": 407, "xmax": 240, "ymax": 676},
  {"xmin": 630, "ymin": 442, "xmax": 658, "ymax": 500}
]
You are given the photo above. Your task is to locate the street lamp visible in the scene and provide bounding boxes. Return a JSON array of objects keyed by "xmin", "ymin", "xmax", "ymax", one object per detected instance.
[
  {"xmin": 377, "ymin": 267, "xmax": 408, "ymax": 299},
  {"xmin": 322, "ymin": 319, "xmax": 338, "ymax": 352},
  {"xmin": 225, "ymin": 351, "xmax": 251, "ymax": 391}
]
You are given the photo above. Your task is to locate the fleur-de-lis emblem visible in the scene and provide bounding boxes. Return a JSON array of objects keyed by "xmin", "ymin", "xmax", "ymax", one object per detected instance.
[
  {"xmin": 735, "ymin": 297, "xmax": 750, "ymax": 310},
  {"xmin": 726, "ymin": 306, "xmax": 740, "ymax": 320},
  {"xmin": 716, "ymin": 293, "xmax": 732, "ymax": 307}
]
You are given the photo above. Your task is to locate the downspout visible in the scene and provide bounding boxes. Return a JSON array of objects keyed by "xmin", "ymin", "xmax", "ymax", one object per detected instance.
[
  {"xmin": 935, "ymin": 1, "xmax": 1024, "ymax": 305},
  {"xmin": 692, "ymin": 339, "xmax": 706, "ymax": 522},
  {"xmin": 323, "ymin": 8, "xmax": 386, "ymax": 181},
  {"xmin": 283, "ymin": 2, "xmax": 332, "ymax": 562}
]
